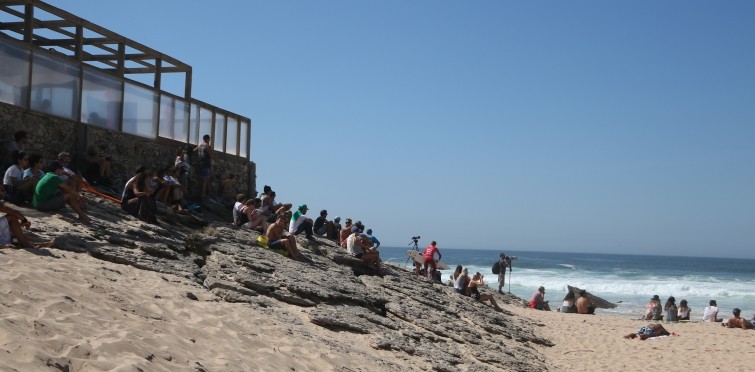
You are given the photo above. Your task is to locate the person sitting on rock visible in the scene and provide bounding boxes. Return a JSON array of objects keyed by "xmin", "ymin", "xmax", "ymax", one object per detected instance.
[
  {"xmin": 528, "ymin": 286, "xmax": 551, "ymax": 311},
  {"xmin": 3, "ymin": 151, "xmax": 34, "ymax": 203},
  {"xmin": 0, "ymin": 185, "xmax": 52, "ymax": 248},
  {"xmin": 33, "ymin": 161, "xmax": 90, "ymax": 223},
  {"xmin": 219, "ymin": 174, "xmax": 236, "ymax": 207},
  {"xmin": 23, "ymin": 153, "xmax": 45, "ymax": 181},
  {"xmin": 84, "ymin": 144, "xmax": 112, "ymax": 186},
  {"xmin": 449, "ymin": 265, "xmax": 463, "ymax": 286},
  {"xmin": 722, "ymin": 308, "xmax": 753, "ymax": 330},
  {"xmin": 313, "ymin": 209, "xmax": 337, "ymax": 238},
  {"xmin": 121, "ymin": 165, "xmax": 158, "ymax": 224},
  {"xmin": 241, "ymin": 198, "xmax": 267, "ymax": 232},
  {"xmin": 364, "ymin": 229, "xmax": 381, "ymax": 250},
  {"xmin": 233, "ymin": 194, "xmax": 249, "ymax": 226},
  {"xmin": 339, "ymin": 218, "xmax": 353, "ymax": 248},
  {"xmin": 576, "ymin": 289, "xmax": 595, "ymax": 314},
  {"xmin": 346, "ymin": 226, "xmax": 381, "ymax": 272},
  {"xmin": 56, "ymin": 152, "xmax": 85, "ymax": 199},
  {"xmin": 624, "ymin": 323, "xmax": 673, "ymax": 340},
  {"xmin": 468, "ymin": 272, "xmax": 503, "ymax": 311},
  {"xmin": 2, "ymin": 130, "xmax": 28, "ymax": 172},
  {"xmin": 330, "ymin": 216, "xmax": 341, "ymax": 240},
  {"xmin": 289, "ymin": 204, "xmax": 315, "ymax": 239},
  {"xmin": 265, "ymin": 214, "xmax": 303, "ymax": 261},
  {"xmin": 260, "ymin": 185, "xmax": 291, "ymax": 221}
]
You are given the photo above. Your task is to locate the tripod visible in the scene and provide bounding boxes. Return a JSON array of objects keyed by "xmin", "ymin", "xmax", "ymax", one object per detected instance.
[{"xmin": 405, "ymin": 238, "xmax": 420, "ymax": 270}]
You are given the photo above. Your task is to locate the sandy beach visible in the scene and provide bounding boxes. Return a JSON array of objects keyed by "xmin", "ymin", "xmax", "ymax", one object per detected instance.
[
  {"xmin": 0, "ymin": 244, "xmax": 752, "ymax": 371},
  {"xmin": 509, "ymin": 305, "xmax": 755, "ymax": 371}
]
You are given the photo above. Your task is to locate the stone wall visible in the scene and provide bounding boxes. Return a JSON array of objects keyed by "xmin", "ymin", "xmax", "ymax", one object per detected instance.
[{"xmin": 0, "ymin": 102, "xmax": 256, "ymax": 199}]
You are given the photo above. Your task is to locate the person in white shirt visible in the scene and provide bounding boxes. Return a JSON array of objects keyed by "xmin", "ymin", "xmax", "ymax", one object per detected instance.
[{"xmin": 702, "ymin": 300, "xmax": 722, "ymax": 322}]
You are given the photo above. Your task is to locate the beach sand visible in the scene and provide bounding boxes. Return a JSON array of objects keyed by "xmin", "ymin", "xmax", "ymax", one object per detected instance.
[
  {"xmin": 0, "ymin": 248, "xmax": 407, "ymax": 371},
  {"xmin": 508, "ymin": 304, "xmax": 755, "ymax": 371},
  {"xmin": 2, "ymin": 246, "xmax": 754, "ymax": 371}
]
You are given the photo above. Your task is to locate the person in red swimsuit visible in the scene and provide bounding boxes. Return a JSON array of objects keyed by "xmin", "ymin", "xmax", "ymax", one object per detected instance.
[{"xmin": 423, "ymin": 240, "xmax": 441, "ymax": 279}]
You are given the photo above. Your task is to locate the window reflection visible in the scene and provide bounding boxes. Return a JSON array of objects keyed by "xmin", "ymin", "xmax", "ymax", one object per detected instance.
[
  {"xmin": 30, "ymin": 52, "xmax": 80, "ymax": 120},
  {"xmin": 82, "ymin": 68, "xmax": 121, "ymax": 130},
  {"xmin": 123, "ymin": 82, "xmax": 157, "ymax": 138},
  {"xmin": 0, "ymin": 42, "xmax": 30, "ymax": 107}
]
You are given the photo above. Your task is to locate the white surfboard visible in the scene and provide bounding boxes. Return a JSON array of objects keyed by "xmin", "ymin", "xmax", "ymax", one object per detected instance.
[{"xmin": 406, "ymin": 250, "xmax": 449, "ymax": 270}]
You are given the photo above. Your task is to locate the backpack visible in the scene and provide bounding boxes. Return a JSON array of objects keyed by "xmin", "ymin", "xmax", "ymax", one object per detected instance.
[{"xmin": 491, "ymin": 261, "xmax": 501, "ymax": 274}]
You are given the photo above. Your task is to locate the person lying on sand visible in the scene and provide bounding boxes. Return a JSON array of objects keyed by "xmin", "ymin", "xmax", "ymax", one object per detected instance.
[
  {"xmin": 722, "ymin": 308, "xmax": 753, "ymax": 330},
  {"xmin": 624, "ymin": 323, "xmax": 675, "ymax": 340},
  {"xmin": 0, "ymin": 186, "xmax": 54, "ymax": 248}
]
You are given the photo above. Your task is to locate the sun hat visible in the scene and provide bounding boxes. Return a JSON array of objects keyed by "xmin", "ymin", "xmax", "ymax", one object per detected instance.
[
  {"xmin": 334, "ymin": 216, "xmax": 341, "ymax": 222},
  {"xmin": 651, "ymin": 295, "xmax": 660, "ymax": 301}
]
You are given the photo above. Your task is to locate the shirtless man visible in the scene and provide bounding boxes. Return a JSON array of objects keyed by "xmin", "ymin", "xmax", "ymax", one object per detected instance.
[
  {"xmin": 576, "ymin": 289, "xmax": 595, "ymax": 314},
  {"xmin": 265, "ymin": 215, "xmax": 303, "ymax": 261},
  {"xmin": 624, "ymin": 323, "xmax": 672, "ymax": 340},
  {"xmin": 722, "ymin": 308, "xmax": 754, "ymax": 330}
]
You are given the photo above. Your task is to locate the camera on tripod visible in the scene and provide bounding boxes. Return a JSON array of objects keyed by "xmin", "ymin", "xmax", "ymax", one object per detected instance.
[{"xmin": 411, "ymin": 236, "xmax": 420, "ymax": 241}]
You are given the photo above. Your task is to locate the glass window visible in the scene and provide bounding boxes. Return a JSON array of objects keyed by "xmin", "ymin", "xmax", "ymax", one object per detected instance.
[
  {"xmin": 0, "ymin": 41, "xmax": 30, "ymax": 107},
  {"xmin": 214, "ymin": 113, "xmax": 225, "ymax": 152},
  {"xmin": 198, "ymin": 107, "xmax": 212, "ymax": 144},
  {"xmin": 159, "ymin": 95, "xmax": 188, "ymax": 142},
  {"xmin": 189, "ymin": 103, "xmax": 200, "ymax": 144},
  {"xmin": 30, "ymin": 51, "xmax": 80, "ymax": 120},
  {"xmin": 81, "ymin": 68, "xmax": 121, "ymax": 131},
  {"xmin": 122, "ymin": 82, "xmax": 157, "ymax": 138},
  {"xmin": 226, "ymin": 117, "xmax": 238, "ymax": 155},
  {"xmin": 239, "ymin": 119, "xmax": 249, "ymax": 159}
]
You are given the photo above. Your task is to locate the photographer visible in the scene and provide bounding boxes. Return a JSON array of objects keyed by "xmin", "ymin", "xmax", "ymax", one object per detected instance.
[{"xmin": 497, "ymin": 253, "xmax": 512, "ymax": 294}]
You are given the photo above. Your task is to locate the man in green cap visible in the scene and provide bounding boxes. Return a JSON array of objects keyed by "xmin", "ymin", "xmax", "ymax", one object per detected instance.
[{"xmin": 289, "ymin": 204, "xmax": 315, "ymax": 240}]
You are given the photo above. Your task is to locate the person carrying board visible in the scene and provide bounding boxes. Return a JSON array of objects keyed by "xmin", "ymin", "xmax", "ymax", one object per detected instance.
[{"xmin": 423, "ymin": 241, "xmax": 442, "ymax": 280}]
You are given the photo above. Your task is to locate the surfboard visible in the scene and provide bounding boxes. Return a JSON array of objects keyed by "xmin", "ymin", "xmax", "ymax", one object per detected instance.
[{"xmin": 406, "ymin": 250, "xmax": 449, "ymax": 270}]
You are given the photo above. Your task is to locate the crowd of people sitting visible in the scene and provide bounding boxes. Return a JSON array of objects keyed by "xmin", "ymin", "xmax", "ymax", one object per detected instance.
[{"xmin": 450, "ymin": 265, "xmax": 503, "ymax": 312}]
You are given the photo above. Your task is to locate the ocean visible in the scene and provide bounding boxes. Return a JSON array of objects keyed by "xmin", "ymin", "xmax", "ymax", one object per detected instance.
[{"xmin": 379, "ymin": 247, "xmax": 755, "ymax": 319}]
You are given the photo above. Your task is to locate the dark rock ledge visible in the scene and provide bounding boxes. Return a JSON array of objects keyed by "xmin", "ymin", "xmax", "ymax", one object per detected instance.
[{"xmin": 23, "ymin": 195, "xmax": 554, "ymax": 371}]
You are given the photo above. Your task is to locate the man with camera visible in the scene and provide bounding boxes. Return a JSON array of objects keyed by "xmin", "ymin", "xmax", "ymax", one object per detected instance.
[{"xmin": 497, "ymin": 253, "xmax": 512, "ymax": 294}]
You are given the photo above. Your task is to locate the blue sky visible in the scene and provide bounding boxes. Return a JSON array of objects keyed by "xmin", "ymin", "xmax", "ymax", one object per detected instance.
[{"xmin": 44, "ymin": 1, "xmax": 755, "ymax": 258}]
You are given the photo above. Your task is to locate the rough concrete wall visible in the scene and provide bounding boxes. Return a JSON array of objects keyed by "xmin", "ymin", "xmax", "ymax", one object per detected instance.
[{"xmin": 0, "ymin": 102, "xmax": 255, "ymax": 199}]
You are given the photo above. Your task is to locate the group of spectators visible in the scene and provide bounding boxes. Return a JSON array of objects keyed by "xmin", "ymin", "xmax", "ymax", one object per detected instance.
[{"xmin": 450, "ymin": 265, "xmax": 503, "ymax": 312}]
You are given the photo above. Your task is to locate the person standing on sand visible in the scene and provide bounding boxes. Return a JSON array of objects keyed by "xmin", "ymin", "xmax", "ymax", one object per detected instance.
[
  {"xmin": 423, "ymin": 241, "xmax": 441, "ymax": 279},
  {"xmin": 497, "ymin": 253, "xmax": 512, "ymax": 294},
  {"xmin": 722, "ymin": 308, "xmax": 753, "ymax": 330}
]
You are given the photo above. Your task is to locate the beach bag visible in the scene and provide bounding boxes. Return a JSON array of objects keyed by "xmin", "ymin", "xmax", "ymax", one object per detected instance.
[{"xmin": 491, "ymin": 261, "xmax": 501, "ymax": 275}]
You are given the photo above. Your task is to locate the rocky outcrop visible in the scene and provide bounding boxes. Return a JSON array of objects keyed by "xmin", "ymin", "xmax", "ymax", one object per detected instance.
[
  {"xmin": 23, "ymin": 194, "xmax": 553, "ymax": 371},
  {"xmin": 567, "ymin": 285, "xmax": 617, "ymax": 309}
]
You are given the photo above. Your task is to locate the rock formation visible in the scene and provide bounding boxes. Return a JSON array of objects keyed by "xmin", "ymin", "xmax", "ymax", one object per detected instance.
[{"xmin": 18, "ymin": 194, "xmax": 554, "ymax": 371}]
